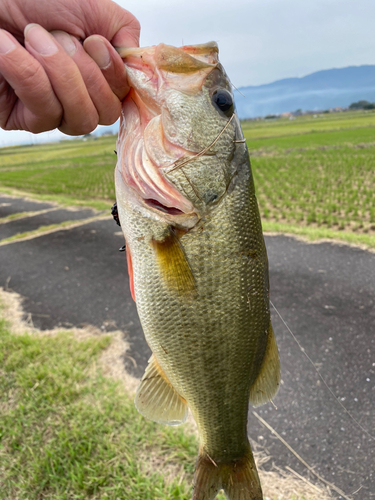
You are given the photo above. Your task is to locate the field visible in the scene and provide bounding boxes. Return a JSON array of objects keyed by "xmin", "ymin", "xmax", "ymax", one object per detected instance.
[
  {"xmin": 241, "ymin": 110, "xmax": 375, "ymax": 247},
  {"xmin": 0, "ymin": 138, "xmax": 118, "ymax": 209},
  {"xmin": 0, "ymin": 109, "xmax": 374, "ymax": 247}
]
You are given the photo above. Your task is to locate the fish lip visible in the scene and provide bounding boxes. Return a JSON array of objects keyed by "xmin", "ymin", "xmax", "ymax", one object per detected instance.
[{"xmin": 117, "ymin": 42, "xmax": 219, "ymax": 73}]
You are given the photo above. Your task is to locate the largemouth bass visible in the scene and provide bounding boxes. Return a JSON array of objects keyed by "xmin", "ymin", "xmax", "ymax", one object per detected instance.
[{"xmin": 115, "ymin": 42, "xmax": 280, "ymax": 500}]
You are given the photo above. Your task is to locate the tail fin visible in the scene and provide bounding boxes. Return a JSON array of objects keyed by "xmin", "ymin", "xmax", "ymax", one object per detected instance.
[{"xmin": 192, "ymin": 447, "xmax": 263, "ymax": 500}]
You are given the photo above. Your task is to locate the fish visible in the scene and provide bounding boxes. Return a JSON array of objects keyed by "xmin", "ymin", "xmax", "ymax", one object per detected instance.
[{"xmin": 115, "ymin": 41, "xmax": 281, "ymax": 500}]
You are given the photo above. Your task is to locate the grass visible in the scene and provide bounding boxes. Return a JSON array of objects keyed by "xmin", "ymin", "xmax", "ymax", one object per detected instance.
[
  {"xmin": 0, "ymin": 304, "xmax": 327, "ymax": 500},
  {"xmin": 0, "ymin": 215, "xmax": 108, "ymax": 246},
  {"xmin": 0, "ymin": 317, "xmax": 197, "ymax": 500}
]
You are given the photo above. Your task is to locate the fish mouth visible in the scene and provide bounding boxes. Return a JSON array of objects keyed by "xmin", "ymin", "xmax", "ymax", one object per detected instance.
[
  {"xmin": 116, "ymin": 43, "xmax": 219, "ymax": 224},
  {"xmin": 116, "ymin": 89, "xmax": 195, "ymax": 218},
  {"xmin": 144, "ymin": 199, "xmax": 184, "ymax": 216},
  {"xmin": 117, "ymin": 42, "xmax": 218, "ymax": 76}
]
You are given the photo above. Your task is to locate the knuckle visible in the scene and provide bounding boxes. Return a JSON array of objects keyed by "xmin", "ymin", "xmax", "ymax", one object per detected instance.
[
  {"xmin": 18, "ymin": 61, "xmax": 46, "ymax": 90},
  {"xmin": 99, "ymin": 102, "xmax": 120, "ymax": 126},
  {"xmin": 61, "ymin": 113, "xmax": 98, "ymax": 136},
  {"xmin": 129, "ymin": 16, "xmax": 141, "ymax": 35},
  {"xmin": 80, "ymin": 119, "xmax": 98, "ymax": 135},
  {"xmin": 81, "ymin": 111, "xmax": 99, "ymax": 134},
  {"xmin": 29, "ymin": 117, "xmax": 61, "ymax": 134}
]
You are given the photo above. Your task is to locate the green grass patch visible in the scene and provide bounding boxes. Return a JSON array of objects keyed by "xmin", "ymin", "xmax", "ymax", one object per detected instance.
[
  {"xmin": 0, "ymin": 216, "xmax": 107, "ymax": 245},
  {"xmin": 0, "ymin": 186, "xmax": 111, "ymax": 211},
  {"xmin": 242, "ymin": 109, "xmax": 375, "ymax": 138},
  {"xmin": 242, "ymin": 109, "xmax": 375, "ymax": 150},
  {"xmin": 0, "ymin": 211, "xmax": 31, "ymax": 223},
  {"xmin": 262, "ymin": 221, "xmax": 375, "ymax": 248},
  {"xmin": 0, "ymin": 319, "xmax": 198, "ymax": 499}
]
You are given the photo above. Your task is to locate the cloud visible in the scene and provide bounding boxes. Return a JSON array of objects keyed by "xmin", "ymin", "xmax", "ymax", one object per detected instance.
[
  {"xmin": 1, "ymin": 0, "xmax": 374, "ymax": 146},
  {"xmin": 118, "ymin": 0, "xmax": 375, "ymax": 87}
]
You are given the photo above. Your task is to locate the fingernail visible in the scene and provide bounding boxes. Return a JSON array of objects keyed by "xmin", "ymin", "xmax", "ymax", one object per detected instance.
[
  {"xmin": 24, "ymin": 24, "xmax": 58, "ymax": 56},
  {"xmin": 84, "ymin": 36, "xmax": 111, "ymax": 69},
  {"xmin": 51, "ymin": 31, "xmax": 77, "ymax": 56},
  {"xmin": 0, "ymin": 30, "xmax": 16, "ymax": 55}
]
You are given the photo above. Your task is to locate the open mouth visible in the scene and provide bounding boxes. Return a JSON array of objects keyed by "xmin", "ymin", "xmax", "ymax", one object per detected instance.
[{"xmin": 144, "ymin": 199, "xmax": 185, "ymax": 216}]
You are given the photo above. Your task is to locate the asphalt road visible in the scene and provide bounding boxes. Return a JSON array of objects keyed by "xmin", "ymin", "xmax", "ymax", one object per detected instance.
[{"xmin": 1, "ymin": 193, "xmax": 374, "ymax": 499}]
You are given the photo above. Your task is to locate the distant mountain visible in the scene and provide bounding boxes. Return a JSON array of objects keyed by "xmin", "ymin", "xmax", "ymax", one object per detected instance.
[{"xmin": 235, "ymin": 65, "xmax": 375, "ymax": 119}]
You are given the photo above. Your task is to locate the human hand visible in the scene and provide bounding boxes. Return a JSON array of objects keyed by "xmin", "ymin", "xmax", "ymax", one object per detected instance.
[{"xmin": 0, "ymin": 0, "xmax": 140, "ymax": 135}]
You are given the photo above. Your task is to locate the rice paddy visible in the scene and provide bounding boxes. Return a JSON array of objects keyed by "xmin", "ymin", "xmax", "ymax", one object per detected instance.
[
  {"xmin": 0, "ymin": 109, "xmax": 374, "ymax": 246},
  {"xmin": 243, "ymin": 110, "xmax": 375, "ymax": 242}
]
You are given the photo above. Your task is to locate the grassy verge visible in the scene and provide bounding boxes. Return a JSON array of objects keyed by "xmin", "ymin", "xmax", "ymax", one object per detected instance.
[
  {"xmin": 0, "ymin": 186, "xmax": 112, "ymax": 212},
  {"xmin": 0, "ymin": 215, "xmax": 109, "ymax": 246},
  {"xmin": 262, "ymin": 221, "xmax": 375, "ymax": 249},
  {"xmin": 0, "ymin": 318, "xmax": 197, "ymax": 500}
]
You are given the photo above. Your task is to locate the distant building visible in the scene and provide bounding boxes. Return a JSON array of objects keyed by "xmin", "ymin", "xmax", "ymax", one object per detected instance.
[{"xmin": 330, "ymin": 107, "xmax": 344, "ymax": 112}]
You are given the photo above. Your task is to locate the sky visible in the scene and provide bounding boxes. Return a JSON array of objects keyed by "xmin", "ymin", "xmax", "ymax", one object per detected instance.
[{"xmin": 1, "ymin": 0, "xmax": 374, "ymax": 147}]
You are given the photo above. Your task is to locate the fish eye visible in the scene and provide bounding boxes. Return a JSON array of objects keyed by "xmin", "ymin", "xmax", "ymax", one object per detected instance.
[{"xmin": 212, "ymin": 89, "xmax": 233, "ymax": 116}]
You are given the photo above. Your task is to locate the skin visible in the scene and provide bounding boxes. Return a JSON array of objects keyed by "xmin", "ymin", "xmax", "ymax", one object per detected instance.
[{"xmin": 0, "ymin": 0, "xmax": 140, "ymax": 135}]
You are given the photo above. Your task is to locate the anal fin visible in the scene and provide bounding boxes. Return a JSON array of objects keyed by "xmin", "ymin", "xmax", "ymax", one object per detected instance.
[
  {"xmin": 249, "ymin": 321, "xmax": 280, "ymax": 407},
  {"xmin": 135, "ymin": 354, "xmax": 188, "ymax": 426}
]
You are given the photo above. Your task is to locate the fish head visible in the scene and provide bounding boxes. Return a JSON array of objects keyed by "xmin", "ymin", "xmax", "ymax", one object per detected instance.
[{"xmin": 116, "ymin": 42, "xmax": 244, "ymax": 230}]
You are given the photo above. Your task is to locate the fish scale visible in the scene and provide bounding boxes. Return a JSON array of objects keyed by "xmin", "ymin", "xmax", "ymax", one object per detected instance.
[{"xmin": 116, "ymin": 41, "xmax": 280, "ymax": 500}]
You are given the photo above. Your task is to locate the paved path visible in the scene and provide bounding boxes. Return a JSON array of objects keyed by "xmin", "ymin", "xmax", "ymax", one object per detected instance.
[{"xmin": 1, "ymin": 193, "xmax": 374, "ymax": 499}]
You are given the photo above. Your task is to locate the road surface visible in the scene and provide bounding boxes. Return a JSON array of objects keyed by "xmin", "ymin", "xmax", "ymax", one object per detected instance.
[{"xmin": 1, "ymin": 193, "xmax": 374, "ymax": 499}]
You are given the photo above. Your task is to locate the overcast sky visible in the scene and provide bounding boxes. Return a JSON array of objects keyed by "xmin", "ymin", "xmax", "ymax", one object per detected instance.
[{"xmin": 1, "ymin": 0, "xmax": 374, "ymax": 146}]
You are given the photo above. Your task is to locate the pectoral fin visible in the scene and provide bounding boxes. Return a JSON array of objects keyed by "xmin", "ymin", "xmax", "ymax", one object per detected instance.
[
  {"xmin": 152, "ymin": 227, "xmax": 196, "ymax": 298},
  {"xmin": 249, "ymin": 322, "xmax": 280, "ymax": 407},
  {"xmin": 135, "ymin": 354, "xmax": 188, "ymax": 426}
]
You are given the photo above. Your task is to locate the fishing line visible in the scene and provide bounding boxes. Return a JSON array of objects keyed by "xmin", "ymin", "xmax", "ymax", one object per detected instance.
[
  {"xmin": 253, "ymin": 412, "xmax": 353, "ymax": 500},
  {"xmin": 270, "ymin": 299, "xmax": 375, "ymax": 442},
  {"xmin": 165, "ymin": 114, "xmax": 235, "ymax": 174}
]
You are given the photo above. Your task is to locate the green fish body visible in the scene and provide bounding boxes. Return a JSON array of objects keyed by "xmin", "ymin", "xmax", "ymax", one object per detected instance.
[{"xmin": 116, "ymin": 42, "xmax": 280, "ymax": 500}]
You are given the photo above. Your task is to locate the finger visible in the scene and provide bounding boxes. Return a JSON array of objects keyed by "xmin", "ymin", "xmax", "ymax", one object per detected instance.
[
  {"xmin": 111, "ymin": 20, "xmax": 141, "ymax": 49},
  {"xmin": 83, "ymin": 35, "xmax": 130, "ymax": 102},
  {"xmin": 51, "ymin": 31, "xmax": 121, "ymax": 125},
  {"xmin": 0, "ymin": 73, "xmax": 17, "ymax": 130},
  {"xmin": 24, "ymin": 23, "xmax": 99, "ymax": 136},
  {"xmin": 0, "ymin": 29, "xmax": 63, "ymax": 132}
]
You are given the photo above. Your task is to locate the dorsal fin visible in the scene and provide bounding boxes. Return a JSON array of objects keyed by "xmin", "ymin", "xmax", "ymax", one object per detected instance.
[
  {"xmin": 249, "ymin": 321, "xmax": 280, "ymax": 407},
  {"xmin": 135, "ymin": 354, "xmax": 188, "ymax": 426}
]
